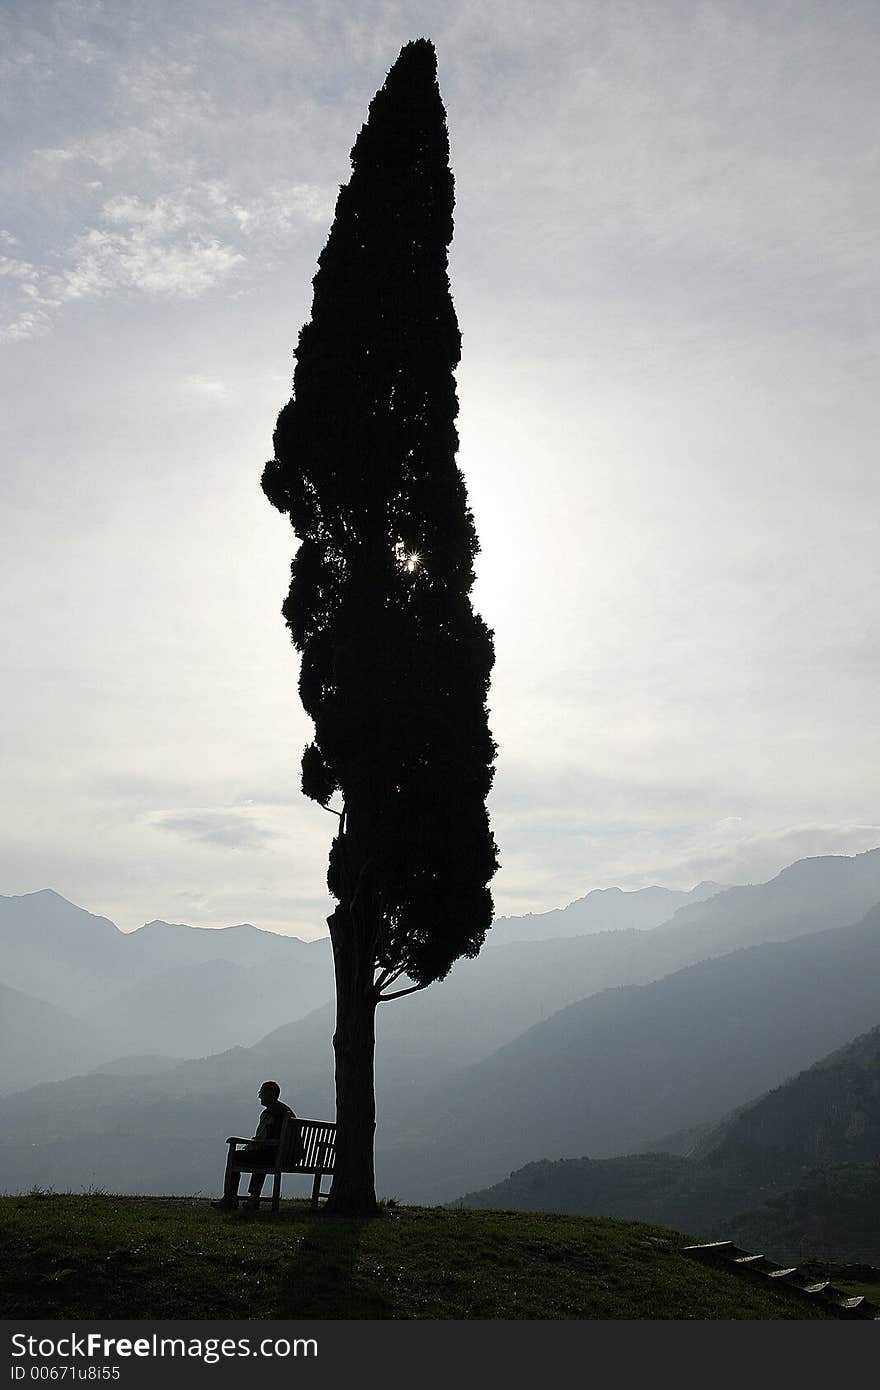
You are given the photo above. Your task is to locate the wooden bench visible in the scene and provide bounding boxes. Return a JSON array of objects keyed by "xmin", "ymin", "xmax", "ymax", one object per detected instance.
[{"xmin": 225, "ymin": 1116, "xmax": 336, "ymax": 1213}]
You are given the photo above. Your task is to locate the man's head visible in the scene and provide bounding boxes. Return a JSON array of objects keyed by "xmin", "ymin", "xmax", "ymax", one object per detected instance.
[{"xmin": 258, "ymin": 1080, "xmax": 281, "ymax": 1105}]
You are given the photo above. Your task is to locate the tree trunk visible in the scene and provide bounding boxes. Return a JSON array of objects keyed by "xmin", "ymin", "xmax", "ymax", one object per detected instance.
[{"xmin": 324, "ymin": 904, "xmax": 379, "ymax": 1216}]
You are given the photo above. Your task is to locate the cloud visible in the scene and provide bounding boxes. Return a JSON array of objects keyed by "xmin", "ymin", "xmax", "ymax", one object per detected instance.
[
  {"xmin": 487, "ymin": 746, "xmax": 880, "ymax": 913},
  {"xmin": 225, "ymin": 183, "xmax": 334, "ymax": 233},
  {"xmin": 65, "ymin": 227, "xmax": 243, "ymax": 300},
  {"xmin": 0, "ymin": 177, "xmax": 334, "ymax": 340},
  {"xmin": 0, "ymin": 252, "xmax": 59, "ymax": 340},
  {"xmin": 0, "ymin": 254, "xmax": 36, "ymax": 282},
  {"xmin": 1, "ymin": 187, "xmax": 243, "ymax": 339},
  {"xmin": 697, "ymin": 822, "xmax": 880, "ymax": 880},
  {"xmin": 153, "ymin": 810, "xmax": 276, "ymax": 851},
  {"xmin": 492, "ymin": 812, "xmax": 880, "ymax": 915}
]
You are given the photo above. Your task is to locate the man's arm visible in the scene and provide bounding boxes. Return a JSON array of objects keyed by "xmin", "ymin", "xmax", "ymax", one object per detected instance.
[{"xmin": 251, "ymin": 1109, "xmax": 273, "ymax": 1144}]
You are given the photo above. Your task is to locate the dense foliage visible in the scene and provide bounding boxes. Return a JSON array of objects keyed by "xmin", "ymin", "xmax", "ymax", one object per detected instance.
[{"xmin": 263, "ymin": 39, "xmax": 497, "ymax": 987}]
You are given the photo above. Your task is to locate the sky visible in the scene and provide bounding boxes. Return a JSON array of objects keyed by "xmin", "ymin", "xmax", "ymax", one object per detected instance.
[{"xmin": 2, "ymin": 0, "xmax": 879, "ymax": 938}]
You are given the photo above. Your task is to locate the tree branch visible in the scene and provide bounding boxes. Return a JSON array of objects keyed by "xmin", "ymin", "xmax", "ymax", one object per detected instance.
[
  {"xmin": 378, "ymin": 982, "xmax": 429, "ymax": 1003},
  {"xmin": 374, "ymin": 965, "xmax": 406, "ymax": 992}
]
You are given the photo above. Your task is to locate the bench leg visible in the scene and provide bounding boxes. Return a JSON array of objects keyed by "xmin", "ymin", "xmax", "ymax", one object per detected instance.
[
  {"xmin": 310, "ymin": 1169, "xmax": 324, "ymax": 1210},
  {"xmin": 272, "ymin": 1170, "xmax": 282, "ymax": 1213},
  {"xmin": 224, "ymin": 1148, "xmax": 242, "ymax": 1205}
]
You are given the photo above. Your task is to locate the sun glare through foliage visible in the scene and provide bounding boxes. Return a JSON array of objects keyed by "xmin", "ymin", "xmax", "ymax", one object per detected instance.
[{"xmin": 393, "ymin": 541, "xmax": 424, "ymax": 574}]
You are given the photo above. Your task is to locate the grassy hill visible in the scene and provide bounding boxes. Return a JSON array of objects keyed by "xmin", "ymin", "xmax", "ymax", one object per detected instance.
[{"xmin": 0, "ymin": 1195, "xmax": 835, "ymax": 1320}]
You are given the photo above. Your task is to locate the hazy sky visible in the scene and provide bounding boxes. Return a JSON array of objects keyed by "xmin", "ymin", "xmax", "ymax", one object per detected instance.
[{"xmin": 2, "ymin": 0, "xmax": 878, "ymax": 937}]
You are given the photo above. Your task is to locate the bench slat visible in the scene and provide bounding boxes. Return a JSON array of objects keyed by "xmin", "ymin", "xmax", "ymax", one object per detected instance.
[{"xmin": 282, "ymin": 1117, "xmax": 336, "ymax": 1174}]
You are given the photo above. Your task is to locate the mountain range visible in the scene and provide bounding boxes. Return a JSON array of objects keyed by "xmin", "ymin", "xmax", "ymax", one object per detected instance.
[
  {"xmin": 0, "ymin": 890, "xmax": 334, "ymax": 1083},
  {"xmin": 458, "ymin": 1021, "xmax": 880, "ymax": 1262},
  {"xmin": 492, "ymin": 880, "xmax": 724, "ymax": 942},
  {"xmin": 376, "ymin": 902, "xmax": 880, "ymax": 1201},
  {"xmin": 1, "ymin": 848, "xmax": 879, "ymax": 1224}
]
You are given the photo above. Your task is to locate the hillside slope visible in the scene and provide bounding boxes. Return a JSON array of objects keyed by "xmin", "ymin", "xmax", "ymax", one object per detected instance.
[
  {"xmin": 381, "ymin": 907, "xmax": 880, "ymax": 1200},
  {"xmin": 0, "ymin": 1196, "xmax": 835, "ymax": 1320},
  {"xmin": 0, "ymin": 983, "xmax": 108, "ymax": 1094},
  {"xmin": 368, "ymin": 848, "xmax": 880, "ymax": 1075},
  {"xmin": 459, "ymin": 1023, "xmax": 880, "ymax": 1262},
  {"xmin": 719, "ymin": 1164, "xmax": 880, "ymax": 1265},
  {"xmin": 0, "ymin": 890, "xmax": 333, "ymax": 1072}
]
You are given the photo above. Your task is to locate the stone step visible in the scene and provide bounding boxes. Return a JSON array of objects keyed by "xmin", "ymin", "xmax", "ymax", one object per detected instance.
[{"xmin": 681, "ymin": 1241, "xmax": 880, "ymax": 1320}]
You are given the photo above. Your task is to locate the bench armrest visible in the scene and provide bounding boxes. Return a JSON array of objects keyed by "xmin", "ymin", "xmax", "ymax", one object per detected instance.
[{"xmin": 226, "ymin": 1136, "xmax": 253, "ymax": 1145}]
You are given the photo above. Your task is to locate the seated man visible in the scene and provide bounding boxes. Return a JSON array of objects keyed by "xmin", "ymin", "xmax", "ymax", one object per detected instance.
[{"xmin": 212, "ymin": 1080, "xmax": 296, "ymax": 1210}]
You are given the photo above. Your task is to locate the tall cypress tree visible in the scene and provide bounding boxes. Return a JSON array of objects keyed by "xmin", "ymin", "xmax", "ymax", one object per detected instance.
[{"xmin": 262, "ymin": 38, "xmax": 497, "ymax": 1216}]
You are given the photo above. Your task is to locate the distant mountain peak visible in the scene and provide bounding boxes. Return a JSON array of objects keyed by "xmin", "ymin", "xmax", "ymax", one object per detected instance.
[
  {"xmin": 0, "ymin": 890, "xmax": 123, "ymax": 937},
  {"xmin": 8, "ymin": 888, "xmax": 75, "ymax": 905},
  {"xmin": 133, "ymin": 917, "xmax": 306, "ymax": 943},
  {"xmin": 494, "ymin": 879, "xmax": 728, "ymax": 944},
  {"xmin": 137, "ymin": 918, "xmax": 258, "ymax": 933},
  {"xmin": 776, "ymin": 846, "xmax": 880, "ymax": 879}
]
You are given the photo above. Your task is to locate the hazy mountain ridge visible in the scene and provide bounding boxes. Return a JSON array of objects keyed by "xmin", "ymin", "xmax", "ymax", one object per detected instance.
[
  {"xmin": 377, "ymin": 905, "xmax": 880, "ymax": 1201},
  {"xmin": 493, "ymin": 880, "xmax": 726, "ymax": 943},
  {"xmin": 124, "ymin": 916, "xmax": 313, "ymax": 968},
  {"xmin": 5, "ymin": 849, "xmax": 880, "ymax": 1088},
  {"xmin": 3, "ymin": 900, "xmax": 880, "ymax": 1203},
  {"xmin": 96, "ymin": 955, "xmax": 333, "ymax": 1058},
  {"xmin": 2, "ymin": 849, "xmax": 880, "ymax": 1203},
  {"xmin": 0, "ymin": 890, "xmax": 334, "ymax": 1086},
  {"xmin": 0, "ymin": 983, "xmax": 109, "ymax": 1093},
  {"xmin": 717, "ymin": 1164, "xmax": 880, "ymax": 1265},
  {"xmin": 0, "ymin": 891, "xmax": 328, "ymax": 1001},
  {"xmin": 653, "ymin": 849, "xmax": 880, "ymax": 950},
  {"xmin": 692, "ymin": 1020, "xmax": 880, "ymax": 1175},
  {"xmin": 458, "ymin": 1021, "xmax": 880, "ymax": 1261},
  {"xmin": 364, "ymin": 849, "xmax": 880, "ymax": 1076}
]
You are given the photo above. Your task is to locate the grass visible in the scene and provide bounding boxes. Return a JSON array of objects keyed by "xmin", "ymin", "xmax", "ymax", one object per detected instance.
[
  {"xmin": 0, "ymin": 1194, "xmax": 838, "ymax": 1320},
  {"xmin": 836, "ymin": 1281, "xmax": 880, "ymax": 1303}
]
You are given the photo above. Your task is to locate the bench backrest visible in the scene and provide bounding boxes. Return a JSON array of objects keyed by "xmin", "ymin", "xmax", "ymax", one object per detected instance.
[
  {"xmin": 277, "ymin": 1114, "xmax": 305, "ymax": 1168},
  {"xmin": 278, "ymin": 1116, "xmax": 336, "ymax": 1172}
]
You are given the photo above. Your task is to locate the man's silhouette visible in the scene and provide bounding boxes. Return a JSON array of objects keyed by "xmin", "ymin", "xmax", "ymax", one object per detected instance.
[{"xmin": 212, "ymin": 1080, "xmax": 295, "ymax": 1210}]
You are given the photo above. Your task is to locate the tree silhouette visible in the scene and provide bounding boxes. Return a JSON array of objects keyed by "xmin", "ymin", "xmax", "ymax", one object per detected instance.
[{"xmin": 262, "ymin": 38, "xmax": 498, "ymax": 1215}]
